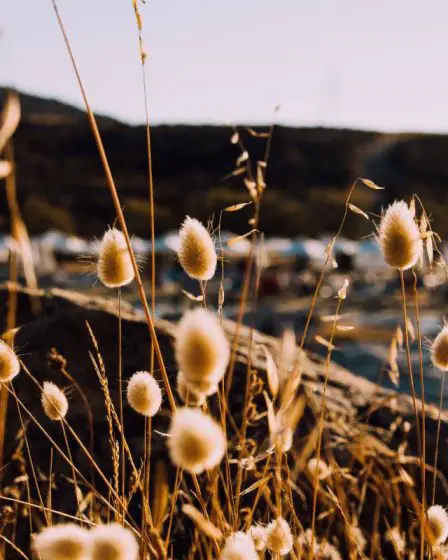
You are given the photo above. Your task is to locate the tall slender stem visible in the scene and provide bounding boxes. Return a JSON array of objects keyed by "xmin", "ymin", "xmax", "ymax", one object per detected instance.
[
  {"xmin": 309, "ymin": 298, "xmax": 342, "ymax": 558},
  {"xmin": 60, "ymin": 420, "xmax": 82, "ymax": 520},
  {"xmin": 412, "ymin": 271, "xmax": 426, "ymax": 560},
  {"xmin": 117, "ymin": 288, "xmax": 126, "ymax": 523},
  {"xmin": 399, "ymin": 270, "xmax": 425, "ymax": 554},
  {"xmin": 431, "ymin": 370, "xmax": 446, "ymax": 506},
  {"xmin": 50, "ymin": 0, "xmax": 176, "ymax": 412}
]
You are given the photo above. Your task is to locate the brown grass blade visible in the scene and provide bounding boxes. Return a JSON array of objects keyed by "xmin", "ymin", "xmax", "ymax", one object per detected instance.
[
  {"xmin": 151, "ymin": 460, "xmax": 170, "ymax": 530},
  {"xmin": 182, "ymin": 504, "xmax": 222, "ymax": 541},
  {"xmin": 0, "ymin": 91, "xmax": 20, "ymax": 152}
]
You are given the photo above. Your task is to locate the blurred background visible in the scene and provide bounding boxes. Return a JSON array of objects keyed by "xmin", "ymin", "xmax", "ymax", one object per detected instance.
[{"xmin": 2, "ymin": 0, "xmax": 448, "ymax": 403}]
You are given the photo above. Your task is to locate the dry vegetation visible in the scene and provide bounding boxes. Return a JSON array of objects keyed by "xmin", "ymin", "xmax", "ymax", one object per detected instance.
[{"xmin": 0, "ymin": 2, "xmax": 448, "ymax": 559}]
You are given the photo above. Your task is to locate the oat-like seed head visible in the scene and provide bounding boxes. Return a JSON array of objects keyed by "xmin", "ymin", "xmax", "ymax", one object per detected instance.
[
  {"xmin": 378, "ymin": 200, "xmax": 422, "ymax": 270},
  {"xmin": 97, "ymin": 228, "xmax": 135, "ymax": 288},
  {"xmin": 426, "ymin": 505, "xmax": 448, "ymax": 546},
  {"xmin": 42, "ymin": 381, "xmax": 69, "ymax": 421},
  {"xmin": 91, "ymin": 523, "xmax": 139, "ymax": 560},
  {"xmin": 175, "ymin": 308, "xmax": 230, "ymax": 387},
  {"xmin": 167, "ymin": 407, "xmax": 226, "ymax": 474},
  {"xmin": 273, "ymin": 426, "xmax": 293, "ymax": 454},
  {"xmin": 178, "ymin": 216, "xmax": 217, "ymax": 280},
  {"xmin": 266, "ymin": 517, "xmax": 293, "ymax": 556},
  {"xmin": 127, "ymin": 371, "xmax": 162, "ymax": 417},
  {"xmin": 0, "ymin": 340, "xmax": 20, "ymax": 383},
  {"xmin": 32, "ymin": 523, "xmax": 90, "ymax": 560},
  {"xmin": 220, "ymin": 531, "xmax": 258, "ymax": 560},
  {"xmin": 431, "ymin": 325, "xmax": 448, "ymax": 371}
]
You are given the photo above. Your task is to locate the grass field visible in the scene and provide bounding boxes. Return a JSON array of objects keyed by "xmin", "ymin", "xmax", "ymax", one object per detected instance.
[{"xmin": 0, "ymin": 2, "xmax": 448, "ymax": 559}]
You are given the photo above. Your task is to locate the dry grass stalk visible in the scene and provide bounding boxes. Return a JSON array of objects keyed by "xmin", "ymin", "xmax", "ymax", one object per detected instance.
[
  {"xmin": 3, "ymin": 4, "xmax": 447, "ymax": 556},
  {"xmin": 182, "ymin": 504, "xmax": 223, "ymax": 541}
]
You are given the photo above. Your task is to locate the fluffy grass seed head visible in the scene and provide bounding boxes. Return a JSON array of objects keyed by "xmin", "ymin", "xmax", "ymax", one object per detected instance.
[
  {"xmin": 348, "ymin": 524, "xmax": 366, "ymax": 552},
  {"xmin": 298, "ymin": 529, "xmax": 320, "ymax": 556},
  {"xmin": 319, "ymin": 542, "xmax": 343, "ymax": 560},
  {"xmin": 32, "ymin": 523, "xmax": 90, "ymax": 560},
  {"xmin": 42, "ymin": 381, "xmax": 69, "ymax": 421},
  {"xmin": 220, "ymin": 531, "xmax": 258, "ymax": 560},
  {"xmin": 176, "ymin": 371, "xmax": 207, "ymax": 406},
  {"xmin": 431, "ymin": 325, "xmax": 448, "ymax": 371},
  {"xmin": 178, "ymin": 216, "xmax": 217, "ymax": 281},
  {"xmin": 248, "ymin": 525, "xmax": 268, "ymax": 551},
  {"xmin": 0, "ymin": 340, "xmax": 20, "ymax": 383},
  {"xmin": 385, "ymin": 527, "xmax": 406, "ymax": 556},
  {"xmin": 307, "ymin": 457, "xmax": 331, "ymax": 480},
  {"xmin": 168, "ymin": 407, "xmax": 226, "ymax": 474},
  {"xmin": 378, "ymin": 200, "xmax": 423, "ymax": 270},
  {"xmin": 127, "ymin": 371, "xmax": 162, "ymax": 417},
  {"xmin": 426, "ymin": 505, "xmax": 448, "ymax": 546},
  {"xmin": 266, "ymin": 517, "xmax": 293, "ymax": 556},
  {"xmin": 175, "ymin": 308, "xmax": 230, "ymax": 386},
  {"xmin": 91, "ymin": 523, "xmax": 139, "ymax": 560},
  {"xmin": 97, "ymin": 228, "xmax": 135, "ymax": 288}
]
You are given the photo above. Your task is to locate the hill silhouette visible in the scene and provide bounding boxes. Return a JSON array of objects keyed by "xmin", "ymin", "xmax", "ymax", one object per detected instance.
[{"xmin": 1, "ymin": 87, "xmax": 448, "ymax": 239}]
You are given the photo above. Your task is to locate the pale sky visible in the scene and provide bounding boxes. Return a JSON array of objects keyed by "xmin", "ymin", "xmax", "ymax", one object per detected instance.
[{"xmin": 2, "ymin": 0, "xmax": 448, "ymax": 131}]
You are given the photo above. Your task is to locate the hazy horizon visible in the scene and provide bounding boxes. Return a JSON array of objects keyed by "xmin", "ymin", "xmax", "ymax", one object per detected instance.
[{"xmin": 3, "ymin": 1, "xmax": 448, "ymax": 133}]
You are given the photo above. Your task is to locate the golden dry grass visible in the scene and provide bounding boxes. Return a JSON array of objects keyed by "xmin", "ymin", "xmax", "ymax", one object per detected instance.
[{"xmin": 0, "ymin": 4, "xmax": 447, "ymax": 560}]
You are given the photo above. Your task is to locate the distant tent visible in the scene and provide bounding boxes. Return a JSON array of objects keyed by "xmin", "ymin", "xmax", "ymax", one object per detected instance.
[
  {"xmin": 37, "ymin": 230, "xmax": 88, "ymax": 257},
  {"xmin": 262, "ymin": 238, "xmax": 294, "ymax": 260},
  {"xmin": 295, "ymin": 238, "xmax": 327, "ymax": 270},
  {"xmin": 155, "ymin": 231, "xmax": 180, "ymax": 255}
]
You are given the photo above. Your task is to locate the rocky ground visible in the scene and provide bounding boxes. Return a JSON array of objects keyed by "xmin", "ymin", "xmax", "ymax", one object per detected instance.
[{"xmin": 0, "ymin": 283, "xmax": 447, "ymax": 557}]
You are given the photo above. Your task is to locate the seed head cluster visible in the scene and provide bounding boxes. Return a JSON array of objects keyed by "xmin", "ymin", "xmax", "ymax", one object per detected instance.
[
  {"xmin": 265, "ymin": 517, "xmax": 293, "ymax": 556},
  {"xmin": 220, "ymin": 531, "xmax": 258, "ymax": 560},
  {"xmin": 178, "ymin": 216, "xmax": 217, "ymax": 281},
  {"xmin": 127, "ymin": 371, "xmax": 162, "ymax": 417},
  {"xmin": 90, "ymin": 523, "xmax": 139, "ymax": 560},
  {"xmin": 41, "ymin": 381, "xmax": 69, "ymax": 421},
  {"xmin": 0, "ymin": 340, "xmax": 20, "ymax": 383},
  {"xmin": 32, "ymin": 523, "xmax": 90, "ymax": 560},
  {"xmin": 97, "ymin": 228, "xmax": 135, "ymax": 288},
  {"xmin": 378, "ymin": 200, "xmax": 422, "ymax": 270},
  {"xmin": 168, "ymin": 407, "xmax": 226, "ymax": 474},
  {"xmin": 33, "ymin": 523, "xmax": 139, "ymax": 560}
]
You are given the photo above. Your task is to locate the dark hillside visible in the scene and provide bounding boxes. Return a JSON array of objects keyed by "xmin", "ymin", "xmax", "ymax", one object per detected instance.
[{"xmin": 2, "ymin": 87, "xmax": 448, "ymax": 238}]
